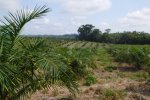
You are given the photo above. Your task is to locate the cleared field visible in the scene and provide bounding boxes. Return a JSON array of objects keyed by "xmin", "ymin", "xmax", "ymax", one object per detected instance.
[{"xmin": 29, "ymin": 39, "xmax": 150, "ymax": 100}]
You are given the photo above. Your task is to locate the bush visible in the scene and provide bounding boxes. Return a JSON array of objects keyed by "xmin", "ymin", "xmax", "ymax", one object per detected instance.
[
  {"xmin": 85, "ymin": 74, "xmax": 97, "ymax": 86},
  {"xmin": 56, "ymin": 48, "xmax": 97, "ymax": 79},
  {"xmin": 70, "ymin": 60, "xmax": 87, "ymax": 78},
  {"xmin": 128, "ymin": 47, "xmax": 150, "ymax": 69},
  {"xmin": 136, "ymin": 72, "xmax": 149, "ymax": 81},
  {"xmin": 107, "ymin": 46, "xmax": 150, "ymax": 69}
]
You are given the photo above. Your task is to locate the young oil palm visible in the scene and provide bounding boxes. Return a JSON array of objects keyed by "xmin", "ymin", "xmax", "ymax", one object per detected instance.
[{"xmin": 0, "ymin": 6, "xmax": 78, "ymax": 100}]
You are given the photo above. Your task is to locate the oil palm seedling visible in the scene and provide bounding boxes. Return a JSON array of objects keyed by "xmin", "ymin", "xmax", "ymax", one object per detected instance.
[
  {"xmin": 107, "ymin": 45, "xmax": 150, "ymax": 69},
  {"xmin": 0, "ymin": 5, "xmax": 78, "ymax": 100}
]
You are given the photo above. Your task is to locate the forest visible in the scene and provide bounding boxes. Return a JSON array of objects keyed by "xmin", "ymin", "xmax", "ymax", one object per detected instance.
[{"xmin": 77, "ymin": 24, "xmax": 150, "ymax": 44}]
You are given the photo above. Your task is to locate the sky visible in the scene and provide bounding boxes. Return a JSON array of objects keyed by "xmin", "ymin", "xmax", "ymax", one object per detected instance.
[{"xmin": 0, "ymin": 0, "xmax": 150, "ymax": 35}]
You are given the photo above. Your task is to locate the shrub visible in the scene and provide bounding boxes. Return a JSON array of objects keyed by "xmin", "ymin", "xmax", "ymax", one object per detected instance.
[
  {"xmin": 85, "ymin": 74, "xmax": 97, "ymax": 86},
  {"xmin": 56, "ymin": 48, "xmax": 97, "ymax": 79},
  {"xmin": 70, "ymin": 60, "xmax": 87, "ymax": 78},
  {"xmin": 135, "ymin": 72, "xmax": 149, "ymax": 81},
  {"xmin": 128, "ymin": 47, "xmax": 150, "ymax": 69},
  {"xmin": 107, "ymin": 46, "xmax": 150, "ymax": 69}
]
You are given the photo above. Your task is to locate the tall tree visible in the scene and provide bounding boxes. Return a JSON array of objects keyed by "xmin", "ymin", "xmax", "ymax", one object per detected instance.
[
  {"xmin": 90, "ymin": 29, "xmax": 102, "ymax": 42},
  {"xmin": 78, "ymin": 24, "xmax": 95, "ymax": 41},
  {"xmin": 105, "ymin": 28, "xmax": 111, "ymax": 34}
]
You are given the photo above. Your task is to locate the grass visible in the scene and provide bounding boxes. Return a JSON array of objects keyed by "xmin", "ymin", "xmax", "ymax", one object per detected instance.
[
  {"xmin": 29, "ymin": 39, "xmax": 150, "ymax": 100},
  {"xmin": 101, "ymin": 89, "xmax": 126, "ymax": 100},
  {"xmin": 104, "ymin": 65, "xmax": 117, "ymax": 72},
  {"xmin": 95, "ymin": 48, "xmax": 115, "ymax": 68},
  {"xmin": 84, "ymin": 74, "xmax": 97, "ymax": 86}
]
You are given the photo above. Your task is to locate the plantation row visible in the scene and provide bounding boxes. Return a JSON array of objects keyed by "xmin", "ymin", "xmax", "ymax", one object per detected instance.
[
  {"xmin": 107, "ymin": 44, "xmax": 150, "ymax": 70},
  {"xmin": 45, "ymin": 39, "xmax": 102, "ymax": 49},
  {"xmin": 26, "ymin": 38, "xmax": 150, "ymax": 71},
  {"xmin": 44, "ymin": 39, "xmax": 150, "ymax": 71},
  {"xmin": 26, "ymin": 39, "xmax": 150, "ymax": 99},
  {"xmin": 48, "ymin": 39, "xmax": 150, "ymax": 70}
]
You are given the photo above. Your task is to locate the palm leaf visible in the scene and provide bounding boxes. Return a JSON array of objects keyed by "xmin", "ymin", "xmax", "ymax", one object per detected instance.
[
  {"xmin": 0, "ymin": 5, "xmax": 50, "ymax": 99},
  {"xmin": 0, "ymin": 5, "xmax": 49, "ymax": 55}
]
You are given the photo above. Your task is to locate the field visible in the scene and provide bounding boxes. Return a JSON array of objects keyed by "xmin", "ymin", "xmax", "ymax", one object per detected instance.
[
  {"xmin": 28, "ymin": 39, "xmax": 150, "ymax": 100},
  {"xmin": 1, "ymin": 3, "xmax": 150, "ymax": 100}
]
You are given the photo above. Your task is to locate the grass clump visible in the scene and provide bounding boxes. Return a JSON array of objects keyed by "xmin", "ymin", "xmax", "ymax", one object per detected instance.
[
  {"xmin": 135, "ymin": 72, "xmax": 149, "ymax": 81},
  {"xmin": 104, "ymin": 65, "xmax": 117, "ymax": 72},
  {"xmin": 85, "ymin": 74, "xmax": 97, "ymax": 86},
  {"xmin": 97, "ymin": 89, "xmax": 126, "ymax": 100}
]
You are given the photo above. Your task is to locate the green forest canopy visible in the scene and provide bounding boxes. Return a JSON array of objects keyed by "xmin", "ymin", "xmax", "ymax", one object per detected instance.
[{"xmin": 77, "ymin": 24, "xmax": 150, "ymax": 44}]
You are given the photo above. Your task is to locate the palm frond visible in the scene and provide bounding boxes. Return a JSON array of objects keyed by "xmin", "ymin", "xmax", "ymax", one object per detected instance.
[
  {"xmin": 0, "ymin": 5, "xmax": 50, "ymax": 99},
  {"xmin": 0, "ymin": 5, "xmax": 49, "ymax": 55}
]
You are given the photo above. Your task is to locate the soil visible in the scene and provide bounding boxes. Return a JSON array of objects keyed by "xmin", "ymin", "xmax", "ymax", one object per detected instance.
[{"xmin": 30, "ymin": 67, "xmax": 150, "ymax": 100}]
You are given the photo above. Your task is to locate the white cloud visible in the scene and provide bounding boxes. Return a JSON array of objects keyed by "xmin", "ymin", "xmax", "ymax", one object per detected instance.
[
  {"xmin": 46, "ymin": 0, "xmax": 111, "ymax": 15},
  {"xmin": 118, "ymin": 8, "xmax": 150, "ymax": 32},
  {"xmin": 119, "ymin": 8, "xmax": 150, "ymax": 27},
  {"xmin": 23, "ymin": 18, "xmax": 65, "ymax": 35},
  {"xmin": 62, "ymin": 0, "xmax": 111, "ymax": 15},
  {"xmin": 32, "ymin": 17, "xmax": 50, "ymax": 25},
  {"xmin": 71, "ymin": 16, "xmax": 87, "ymax": 26},
  {"xmin": 21, "ymin": 0, "xmax": 112, "ymax": 35},
  {"xmin": 95, "ymin": 22, "xmax": 110, "ymax": 32},
  {"xmin": 99, "ymin": 22, "xmax": 110, "ymax": 27},
  {"xmin": 0, "ymin": 0, "xmax": 21, "ymax": 12}
]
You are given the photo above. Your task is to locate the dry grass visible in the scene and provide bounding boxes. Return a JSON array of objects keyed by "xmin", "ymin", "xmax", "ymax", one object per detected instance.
[
  {"xmin": 30, "ymin": 70, "xmax": 150, "ymax": 100},
  {"xmin": 29, "ymin": 47, "xmax": 150, "ymax": 100}
]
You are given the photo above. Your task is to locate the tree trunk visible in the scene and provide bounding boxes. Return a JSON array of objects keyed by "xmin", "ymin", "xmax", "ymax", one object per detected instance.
[{"xmin": 0, "ymin": 85, "xmax": 9, "ymax": 100}]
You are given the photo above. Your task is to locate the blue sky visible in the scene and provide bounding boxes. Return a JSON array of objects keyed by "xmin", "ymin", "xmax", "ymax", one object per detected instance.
[{"xmin": 0, "ymin": 0, "xmax": 150, "ymax": 35}]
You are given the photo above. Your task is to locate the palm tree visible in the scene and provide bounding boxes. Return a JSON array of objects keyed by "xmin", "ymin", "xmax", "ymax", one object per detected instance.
[{"xmin": 0, "ymin": 6, "xmax": 78, "ymax": 100}]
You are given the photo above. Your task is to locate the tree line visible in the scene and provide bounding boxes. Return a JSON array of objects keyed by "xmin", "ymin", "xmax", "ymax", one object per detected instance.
[{"xmin": 77, "ymin": 24, "xmax": 150, "ymax": 44}]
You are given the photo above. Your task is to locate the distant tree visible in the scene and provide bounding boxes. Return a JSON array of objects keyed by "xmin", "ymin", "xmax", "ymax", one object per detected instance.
[
  {"xmin": 78, "ymin": 24, "xmax": 95, "ymax": 41},
  {"xmin": 101, "ymin": 33, "xmax": 110, "ymax": 43},
  {"xmin": 77, "ymin": 24, "xmax": 150, "ymax": 44},
  {"xmin": 101, "ymin": 29, "xmax": 111, "ymax": 43},
  {"xmin": 90, "ymin": 29, "xmax": 102, "ymax": 42},
  {"xmin": 105, "ymin": 28, "xmax": 111, "ymax": 34},
  {"xmin": 78, "ymin": 24, "xmax": 103, "ymax": 42}
]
